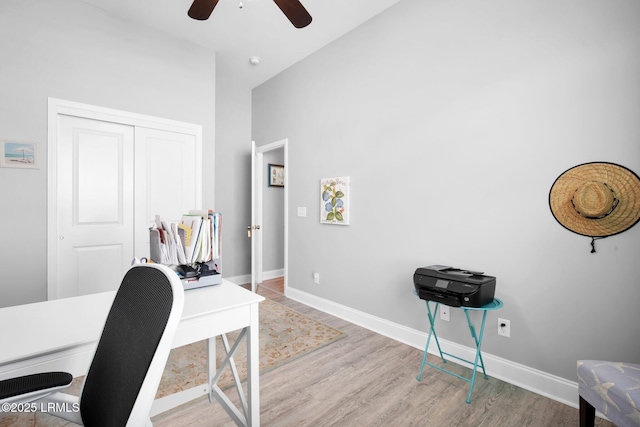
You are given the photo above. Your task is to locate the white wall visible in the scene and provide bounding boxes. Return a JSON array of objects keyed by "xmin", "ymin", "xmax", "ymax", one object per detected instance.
[
  {"xmin": 252, "ymin": 0, "xmax": 640, "ymax": 382},
  {"xmin": 0, "ymin": 0, "xmax": 216, "ymax": 307}
]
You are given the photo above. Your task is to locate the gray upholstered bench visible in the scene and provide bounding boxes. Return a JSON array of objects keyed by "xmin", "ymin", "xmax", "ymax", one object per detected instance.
[{"xmin": 577, "ymin": 360, "xmax": 640, "ymax": 427}]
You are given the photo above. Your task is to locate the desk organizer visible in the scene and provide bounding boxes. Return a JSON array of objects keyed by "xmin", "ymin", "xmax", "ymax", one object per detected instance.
[{"xmin": 150, "ymin": 210, "xmax": 222, "ymax": 290}]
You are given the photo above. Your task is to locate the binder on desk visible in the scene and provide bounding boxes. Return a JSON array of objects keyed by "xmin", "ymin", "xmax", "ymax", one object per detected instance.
[{"xmin": 150, "ymin": 210, "xmax": 222, "ymax": 290}]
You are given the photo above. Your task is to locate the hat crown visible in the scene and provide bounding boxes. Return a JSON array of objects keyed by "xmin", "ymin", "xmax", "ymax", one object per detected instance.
[
  {"xmin": 549, "ymin": 162, "xmax": 640, "ymax": 243},
  {"xmin": 571, "ymin": 181, "xmax": 617, "ymax": 219}
]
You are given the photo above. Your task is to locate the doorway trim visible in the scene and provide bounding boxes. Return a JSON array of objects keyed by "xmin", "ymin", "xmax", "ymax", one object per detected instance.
[{"xmin": 252, "ymin": 139, "xmax": 288, "ymax": 295}]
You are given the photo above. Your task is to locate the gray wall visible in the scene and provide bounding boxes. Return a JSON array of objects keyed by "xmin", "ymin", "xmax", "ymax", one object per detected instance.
[
  {"xmin": 0, "ymin": 0, "xmax": 216, "ymax": 308},
  {"xmin": 252, "ymin": 0, "xmax": 640, "ymax": 381},
  {"xmin": 214, "ymin": 60, "xmax": 252, "ymax": 278},
  {"xmin": 213, "ymin": 75, "xmax": 284, "ymax": 279}
]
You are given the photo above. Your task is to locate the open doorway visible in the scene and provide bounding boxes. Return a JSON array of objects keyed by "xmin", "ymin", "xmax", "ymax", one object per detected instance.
[{"xmin": 251, "ymin": 139, "xmax": 288, "ymax": 295}]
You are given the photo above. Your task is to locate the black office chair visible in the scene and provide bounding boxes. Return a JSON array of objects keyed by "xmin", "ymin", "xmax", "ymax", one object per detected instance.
[{"xmin": 0, "ymin": 263, "xmax": 184, "ymax": 426}]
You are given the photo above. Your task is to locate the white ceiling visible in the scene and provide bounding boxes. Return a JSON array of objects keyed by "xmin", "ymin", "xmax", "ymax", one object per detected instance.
[{"xmin": 78, "ymin": 0, "xmax": 402, "ymax": 88}]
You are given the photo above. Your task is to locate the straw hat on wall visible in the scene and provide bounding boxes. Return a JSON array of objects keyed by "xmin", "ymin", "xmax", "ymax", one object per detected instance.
[{"xmin": 549, "ymin": 162, "xmax": 640, "ymax": 252}]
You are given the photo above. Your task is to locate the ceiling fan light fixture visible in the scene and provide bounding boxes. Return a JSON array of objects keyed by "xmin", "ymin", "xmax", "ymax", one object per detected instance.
[
  {"xmin": 188, "ymin": 0, "xmax": 220, "ymax": 20},
  {"xmin": 273, "ymin": 0, "xmax": 312, "ymax": 28},
  {"xmin": 187, "ymin": 0, "xmax": 312, "ymax": 28}
]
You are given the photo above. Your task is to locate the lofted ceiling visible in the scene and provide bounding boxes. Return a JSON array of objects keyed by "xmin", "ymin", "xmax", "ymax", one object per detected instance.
[{"xmin": 77, "ymin": 0, "xmax": 402, "ymax": 88}]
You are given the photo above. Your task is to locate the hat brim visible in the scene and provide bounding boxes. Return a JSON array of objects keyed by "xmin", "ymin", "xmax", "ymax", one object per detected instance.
[{"xmin": 549, "ymin": 162, "xmax": 640, "ymax": 237}]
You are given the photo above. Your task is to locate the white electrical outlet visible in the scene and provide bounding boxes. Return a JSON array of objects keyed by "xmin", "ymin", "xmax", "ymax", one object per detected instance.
[
  {"xmin": 313, "ymin": 272, "xmax": 320, "ymax": 284},
  {"xmin": 440, "ymin": 305, "xmax": 450, "ymax": 321},
  {"xmin": 498, "ymin": 318, "xmax": 510, "ymax": 338}
]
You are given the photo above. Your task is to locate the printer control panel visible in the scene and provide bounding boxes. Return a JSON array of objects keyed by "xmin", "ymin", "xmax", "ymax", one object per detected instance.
[{"xmin": 435, "ymin": 279, "xmax": 450, "ymax": 289}]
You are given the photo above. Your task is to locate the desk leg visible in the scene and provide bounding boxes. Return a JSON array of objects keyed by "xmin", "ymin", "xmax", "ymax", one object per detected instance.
[
  {"xmin": 207, "ymin": 330, "xmax": 251, "ymax": 426},
  {"xmin": 207, "ymin": 337, "xmax": 216, "ymax": 403},
  {"xmin": 247, "ymin": 303, "xmax": 260, "ymax": 426}
]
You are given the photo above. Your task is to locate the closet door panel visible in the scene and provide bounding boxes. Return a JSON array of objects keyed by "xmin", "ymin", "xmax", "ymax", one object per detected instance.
[
  {"xmin": 134, "ymin": 127, "xmax": 202, "ymax": 258},
  {"xmin": 55, "ymin": 115, "xmax": 134, "ymax": 298}
]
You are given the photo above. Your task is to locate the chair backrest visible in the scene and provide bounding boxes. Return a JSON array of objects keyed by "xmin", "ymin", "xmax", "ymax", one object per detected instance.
[{"xmin": 78, "ymin": 263, "xmax": 184, "ymax": 427}]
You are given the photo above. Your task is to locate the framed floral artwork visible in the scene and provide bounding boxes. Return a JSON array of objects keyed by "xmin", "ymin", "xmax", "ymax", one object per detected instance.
[{"xmin": 320, "ymin": 176, "xmax": 350, "ymax": 225}]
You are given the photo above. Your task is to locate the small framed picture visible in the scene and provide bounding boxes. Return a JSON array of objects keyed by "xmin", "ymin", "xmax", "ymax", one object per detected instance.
[
  {"xmin": 1, "ymin": 139, "xmax": 39, "ymax": 169},
  {"xmin": 269, "ymin": 164, "xmax": 284, "ymax": 187}
]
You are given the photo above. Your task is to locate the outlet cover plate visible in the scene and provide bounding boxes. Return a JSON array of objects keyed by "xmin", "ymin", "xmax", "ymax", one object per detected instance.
[{"xmin": 498, "ymin": 318, "xmax": 510, "ymax": 338}]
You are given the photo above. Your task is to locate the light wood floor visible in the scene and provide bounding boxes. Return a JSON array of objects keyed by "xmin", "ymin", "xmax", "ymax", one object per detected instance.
[{"xmin": 153, "ymin": 278, "xmax": 612, "ymax": 427}]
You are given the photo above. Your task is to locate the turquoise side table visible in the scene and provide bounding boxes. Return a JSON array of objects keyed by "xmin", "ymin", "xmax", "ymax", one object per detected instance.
[{"xmin": 416, "ymin": 298, "xmax": 503, "ymax": 403}]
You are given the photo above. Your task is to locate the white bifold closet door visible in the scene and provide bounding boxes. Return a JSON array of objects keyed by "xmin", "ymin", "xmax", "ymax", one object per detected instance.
[{"xmin": 50, "ymin": 105, "xmax": 201, "ymax": 300}]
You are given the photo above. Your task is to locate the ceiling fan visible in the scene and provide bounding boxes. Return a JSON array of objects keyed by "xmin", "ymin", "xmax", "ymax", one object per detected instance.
[{"xmin": 188, "ymin": 0, "xmax": 313, "ymax": 28}]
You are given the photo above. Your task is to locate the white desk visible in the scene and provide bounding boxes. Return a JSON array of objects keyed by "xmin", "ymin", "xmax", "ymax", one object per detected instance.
[{"xmin": 0, "ymin": 280, "xmax": 264, "ymax": 426}]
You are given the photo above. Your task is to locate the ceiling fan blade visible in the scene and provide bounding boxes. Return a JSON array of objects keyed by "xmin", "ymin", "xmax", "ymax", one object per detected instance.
[
  {"xmin": 188, "ymin": 0, "xmax": 220, "ymax": 20},
  {"xmin": 273, "ymin": 0, "xmax": 312, "ymax": 28}
]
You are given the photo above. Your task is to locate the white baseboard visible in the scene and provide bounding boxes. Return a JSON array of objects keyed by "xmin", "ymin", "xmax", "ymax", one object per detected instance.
[
  {"xmin": 262, "ymin": 269, "xmax": 284, "ymax": 281},
  {"xmin": 287, "ymin": 287, "xmax": 580, "ymax": 409},
  {"xmin": 224, "ymin": 274, "xmax": 250, "ymax": 286},
  {"xmin": 224, "ymin": 269, "xmax": 283, "ymax": 287}
]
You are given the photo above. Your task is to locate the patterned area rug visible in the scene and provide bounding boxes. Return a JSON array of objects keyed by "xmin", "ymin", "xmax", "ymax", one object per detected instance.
[
  {"xmin": 0, "ymin": 298, "xmax": 345, "ymax": 426},
  {"xmin": 157, "ymin": 298, "xmax": 346, "ymax": 397}
]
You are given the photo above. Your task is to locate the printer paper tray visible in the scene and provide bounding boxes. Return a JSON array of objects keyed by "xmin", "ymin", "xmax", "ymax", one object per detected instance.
[{"xmin": 417, "ymin": 289, "xmax": 462, "ymax": 307}]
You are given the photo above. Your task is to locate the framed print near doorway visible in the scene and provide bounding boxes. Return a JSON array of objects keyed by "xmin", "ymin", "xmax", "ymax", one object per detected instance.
[{"xmin": 269, "ymin": 164, "xmax": 284, "ymax": 187}]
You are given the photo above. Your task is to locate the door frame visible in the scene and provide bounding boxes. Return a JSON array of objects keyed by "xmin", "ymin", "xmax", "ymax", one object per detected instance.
[
  {"xmin": 251, "ymin": 139, "xmax": 288, "ymax": 295},
  {"xmin": 47, "ymin": 98, "xmax": 203, "ymax": 300}
]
